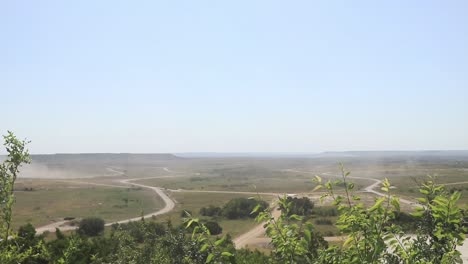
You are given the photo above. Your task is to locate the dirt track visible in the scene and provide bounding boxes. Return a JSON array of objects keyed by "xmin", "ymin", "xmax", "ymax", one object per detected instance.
[
  {"xmin": 233, "ymin": 206, "xmax": 281, "ymax": 249},
  {"xmin": 35, "ymin": 173, "xmax": 176, "ymax": 234}
]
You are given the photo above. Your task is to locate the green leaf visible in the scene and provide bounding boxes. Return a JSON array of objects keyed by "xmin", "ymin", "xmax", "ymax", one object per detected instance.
[
  {"xmin": 215, "ymin": 237, "xmax": 226, "ymax": 246},
  {"xmin": 450, "ymin": 191, "xmax": 461, "ymax": 202},
  {"xmin": 416, "ymin": 197, "xmax": 427, "ymax": 203},
  {"xmin": 391, "ymin": 197, "xmax": 400, "ymax": 212},
  {"xmin": 343, "ymin": 236, "xmax": 353, "ymax": 247},
  {"xmin": 186, "ymin": 219, "xmax": 194, "ymax": 228},
  {"xmin": 420, "ymin": 189, "xmax": 430, "ymax": 195},
  {"xmin": 369, "ymin": 197, "xmax": 385, "ymax": 212},
  {"xmin": 304, "ymin": 229, "xmax": 311, "ymax": 243},
  {"xmin": 411, "ymin": 211, "xmax": 424, "ymax": 217},
  {"xmin": 200, "ymin": 244, "xmax": 209, "ymax": 252},
  {"xmin": 289, "ymin": 214, "xmax": 302, "ymax": 221},
  {"xmin": 312, "ymin": 184, "xmax": 323, "ymax": 192},
  {"xmin": 206, "ymin": 253, "xmax": 214, "ymax": 263},
  {"xmin": 221, "ymin": 252, "xmax": 233, "ymax": 257},
  {"xmin": 251, "ymin": 204, "xmax": 262, "ymax": 215}
]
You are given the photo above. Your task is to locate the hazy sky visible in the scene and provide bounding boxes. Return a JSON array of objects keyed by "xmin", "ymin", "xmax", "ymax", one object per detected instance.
[{"xmin": 1, "ymin": 1, "xmax": 467, "ymax": 154}]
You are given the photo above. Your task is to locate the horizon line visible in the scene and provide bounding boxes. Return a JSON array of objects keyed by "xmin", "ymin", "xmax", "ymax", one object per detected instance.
[{"xmin": 2, "ymin": 149, "xmax": 466, "ymax": 156}]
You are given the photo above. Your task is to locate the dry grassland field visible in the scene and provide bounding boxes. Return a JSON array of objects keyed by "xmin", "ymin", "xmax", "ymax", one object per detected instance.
[
  {"xmin": 13, "ymin": 181, "xmax": 164, "ymax": 230},
  {"xmin": 11, "ymin": 152, "xmax": 468, "ymax": 252}
]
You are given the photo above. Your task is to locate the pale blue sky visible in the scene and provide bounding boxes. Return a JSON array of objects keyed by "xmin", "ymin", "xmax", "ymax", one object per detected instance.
[{"xmin": 1, "ymin": 1, "xmax": 467, "ymax": 154}]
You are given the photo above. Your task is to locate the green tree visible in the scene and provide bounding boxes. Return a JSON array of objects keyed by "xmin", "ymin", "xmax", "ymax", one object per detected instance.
[
  {"xmin": 222, "ymin": 197, "xmax": 268, "ymax": 219},
  {"xmin": 0, "ymin": 131, "xmax": 31, "ymax": 243},
  {"xmin": 254, "ymin": 197, "xmax": 327, "ymax": 263},
  {"xmin": 204, "ymin": 221, "xmax": 222, "ymax": 235},
  {"xmin": 279, "ymin": 196, "xmax": 314, "ymax": 216},
  {"xmin": 17, "ymin": 223, "xmax": 36, "ymax": 241},
  {"xmin": 0, "ymin": 132, "xmax": 49, "ymax": 264},
  {"xmin": 200, "ymin": 205, "xmax": 222, "ymax": 217},
  {"xmin": 78, "ymin": 217, "xmax": 105, "ymax": 237}
]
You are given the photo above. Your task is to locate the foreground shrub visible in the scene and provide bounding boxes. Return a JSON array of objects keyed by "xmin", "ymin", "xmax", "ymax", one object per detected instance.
[{"xmin": 253, "ymin": 164, "xmax": 467, "ymax": 263}]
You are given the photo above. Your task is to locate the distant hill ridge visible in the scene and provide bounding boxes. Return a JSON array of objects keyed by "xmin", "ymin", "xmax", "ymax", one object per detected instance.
[
  {"xmin": 30, "ymin": 153, "xmax": 181, "ymax": 164},
  {"xmin": 176, "ymin": 150, "xmax": 468, "ymax": 158},
  {"xmin": 318, "ymin": 150, "xmax": 468, "ymax": 157}
]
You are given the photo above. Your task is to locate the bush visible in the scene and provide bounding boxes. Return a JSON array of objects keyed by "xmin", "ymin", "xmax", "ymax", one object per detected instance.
[
  {"xmin": 200, "ymin": 205, "xmax": 222, "ymax": 217},
  {"xmin": 280, "ymin": 196, "xmax": 314, "ymax": 216},
  {"xmin": 18, "ymin": 223, "xmax": 36, "ymax": 240},
  {"xmin": 204, "ymin": 221, "xmax": 223, "ymax": 235},
  {"xmin": 222, "ymin": 198, "xmax": 268, "ymax": 219},
  {"xmin": 78, "ymin": 217, "xmax": 105, "ymax": 237},
  {"xmin": 146, "ymin": 222, "xmax": 166, "ymax": 237}
]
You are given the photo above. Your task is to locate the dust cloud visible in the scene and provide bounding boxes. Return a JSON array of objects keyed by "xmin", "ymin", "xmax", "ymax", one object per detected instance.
[{"xmin": 18, "ymin": 163, "xmax": 96, "ymax": 179}]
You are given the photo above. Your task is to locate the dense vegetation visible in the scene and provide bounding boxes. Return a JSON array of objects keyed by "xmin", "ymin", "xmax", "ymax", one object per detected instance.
[
  {"xmin": 1, "ymin": 132, "xmax": 467, "ymax": 263},
  {"xmin": 279, "ymin": 196, "xmax": 314, "ymax": 216},
  {"xmin": 221, "ymin": 197, "xmax": 268, "ymax": 219},
  {"xmin": 199, "ymin": 198, "xmax": 268, "ymax": 220},
  {"xmin": 78, "ymin": 217, "xmax": 105, "ymax": 237},
  {"xmin": 199, "ymin": 205, "xmax": 222, "ymax": 217}
]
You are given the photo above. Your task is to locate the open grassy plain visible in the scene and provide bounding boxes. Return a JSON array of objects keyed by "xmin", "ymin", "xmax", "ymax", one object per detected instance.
[
  {"xmin": 13, "ymin": 180, "xmax": 164, "ymax": 230},
  {"xmin": 11, "ymin": 152, "xmax": 468, "ymax": 247}
]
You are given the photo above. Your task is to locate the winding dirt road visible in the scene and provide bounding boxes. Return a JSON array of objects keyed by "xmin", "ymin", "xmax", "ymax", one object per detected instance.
[
  {"xmin": 110, "ymin": 177, "xmax": 175, "ymax": 225},
  {"xmin": 35, "ymin": 172, "xmax": 176, "ymax": 234}
]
